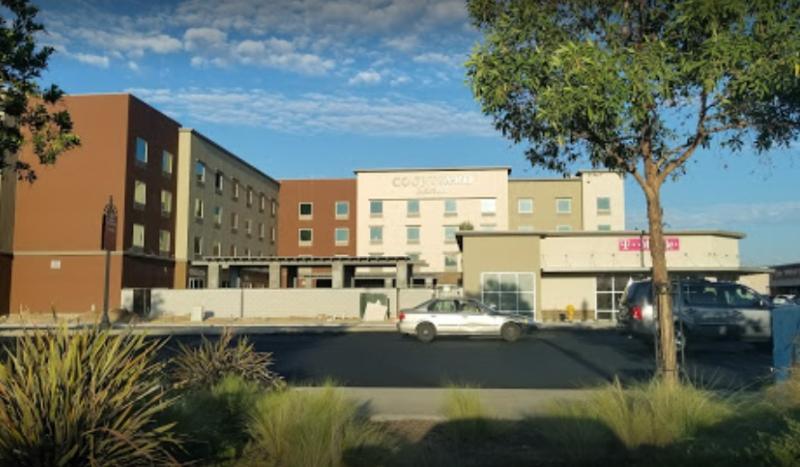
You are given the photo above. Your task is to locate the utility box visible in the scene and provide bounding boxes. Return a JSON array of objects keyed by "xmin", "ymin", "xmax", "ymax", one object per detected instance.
[{"xmin": 772, "ymin": 305, "xmax": 800, "ymax": 382}]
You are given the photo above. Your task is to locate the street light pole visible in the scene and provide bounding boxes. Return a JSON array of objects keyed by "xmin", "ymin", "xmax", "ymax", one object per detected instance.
[{"xmin": 100, "ymin": 196, "xmax": 117, "ymax": 329}]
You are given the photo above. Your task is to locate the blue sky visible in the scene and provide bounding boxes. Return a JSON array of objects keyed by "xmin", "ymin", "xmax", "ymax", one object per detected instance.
[{"xmin": 32, "ymin": 0, "xmax": 799, "ymax": 266}]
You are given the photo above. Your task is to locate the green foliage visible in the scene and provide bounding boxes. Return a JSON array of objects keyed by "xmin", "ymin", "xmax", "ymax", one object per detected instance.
[
  {"xmin": 241, "ymin": 385, "xmax": 392, "ymax": 467},
  {"xmin": 757, "ymin": 417, "xmax": 800, "ymax": 467},
  {"xmin": 458, "ymin": 221, "xmax": 475, "ymax": 231},
  {"xmin": 170, "ymin": 328, "xmax": 284, "ymax": 391},
  {"xmin": 0, "ymin": 0, "xmax": 80, "ymax": 181},
  {"xmin": 467, "ymin": 0, "xmax": 800, "ymax": 177},
  {"xmin": 0, "ymin": 327, "xmax": 178, "ymax": 466},
  {"xmin": 442, "ymin": 386, "xmax": 487, "ymax": 420},
  {"xmin": 166, "ymin": 375, "xmax": 265, "ymax": 463}
]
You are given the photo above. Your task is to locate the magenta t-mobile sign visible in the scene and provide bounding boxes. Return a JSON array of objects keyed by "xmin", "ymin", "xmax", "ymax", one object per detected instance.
[{"xmin": 618, "ymin": 237, "xmax": 680, "ymax": 252}]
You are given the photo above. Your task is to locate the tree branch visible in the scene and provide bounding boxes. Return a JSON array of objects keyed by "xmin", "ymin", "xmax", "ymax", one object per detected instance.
[{"xmin": 657, "ymin": 90, "xmax": 709, "ymax": 184}]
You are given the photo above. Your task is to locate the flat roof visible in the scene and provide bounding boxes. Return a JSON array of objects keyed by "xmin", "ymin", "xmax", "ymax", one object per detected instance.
[
  {"xmin": 542, "ymin": 266, "xmax": 772, "ymax": 275},
  {"xmin": 456, "ymin": 229, "xmax": 746, "ymax": 249},
  {"xmin": 181, "ymin": 128, "xmax": 279, "ymax": 186},
  {"xmin": 354, "ymin": 166, "xmax": 512, "ymax": 174},
  {"xmin": 193, "ymin": 255, "xmax": 422, "ymax": 266}
]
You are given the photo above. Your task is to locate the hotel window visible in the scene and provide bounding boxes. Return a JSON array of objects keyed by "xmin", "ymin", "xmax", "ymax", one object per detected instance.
[
  {"xmin": 247, "ymin": 188, "xmax": 253, "ymax": 207},
  {"xmin": 444, "ymin": 225, "xmax": 457, "ymax": 243},
  {"xmin": 299, "ymin": 202, "xmax": 313, "ymax": 219},
  {"xmin": 260, "ymin": 194, "xmax": 266, "ymax": 212},
  {"xmin": 518, "ymin": 198, "xmax": 534, "ymax": 214},
  {"xmin": 407, "ymin": 252, "xmax": 421, "ymax": 262},
  {"xmin": 518, "ymin": 225, "xmax": 535, "ymax": 232},
  {"xmin": 481, "ymin": 198, "xmax": 497, "ymax": 216},
  {"xmin": 231, "ymin": 212, "xmax": 239, "ymax": 231},
  {"xmin": 597, "ymin": 197, "xmax": 611, "ymax": 215},
  {"xmin": 160, "ymin": 190, "xmax": 172, "ymax": 216},
  {"xmin": 407, "ymin": 199, "xmax": 420, "ymax": 217},
  {"xmin": 213, "ymin": 206, "xmax": 223, "ymax": 226},
  {"xmin": 444, "ymin": 199, "xmax": 457, "ymax": 216},
  {"xmin": 598, "ymin": 224, "xmax": 612, "ymax": 231},
  {"xmin": 194, "ymin": 198, "xmax": 204, "ymax": 219},
  {"xmin": 444, "ymin": 253, "xmax": 459, "ymax": 271},
  {"xmin": 132, "ymin": 224, "xmax": 145, "ymax": 249},
  {"xmin": 229, "ymin": 245, "xmax": 237, "ymax": 256},
  {"xmin": 335, "ymin": 227, "xmax": 349, "ymax": 246},
  {"xmin": 193, "ymin": 236, "xmax": 203, "ymax": 257},
  {"xmin": 135, "ymin": 137, "xmax": 148, "ymax": 164},
  {"xmin": 134, "ymin": 180, "xmax": 146, "ymax": 208},
  {"xmin": 299, "ymin": 228, "xmax": 313, "ymax": 246},
  {"xmin": 481, "ymin": 272, "xmax": 536, "ymax": 315},
  {"xmin": 271, "ymin": 226, "xmax": 276, "ymax": 243},
  {"xmin": 232, "ymin": 179, "xmax": 240, "ymax": 200},
  {"xmin": 370, "ymin": 200, "xmax": 383, "ymax": 217},
  {"xmin": 214, "ymin": 171, "xmax": 224, "ymax": 193},
  {"xmin": 480, "ymin": 224, "xmax": 496, "ymax": 231},
  {"xmin": 213, "ymin": 242, "xmax": 221, "ymax": 257},
  {"xmin": 195, "ymin": 161, "xmax": 206, "ymax": 183},
  {"xmin": 556, "ymin": 197, "xmax": 572, "ymax": 214},
  {"xmin": 159, "ymin": 230, "xmax": 170, "ymax": 254},
  {"xmin": 245, "ymin": 219, "xmax": 252, "ymax": 236},
  {"xmin": 556, "ymin": 225, "xmax": 572, "ymax": 232},
  {"xmin": 406, "ymin": 226, "xmax": 420, "ymax": 244},
  {"xmin": 259, "ymin": 222, "xmax": 265, "ymax": 239},
  {"xmin": 369, "ymin": 226, "xmax": 383, "ymax": 244},
  {"xmin": 335, "ymin": 201, "xmax": 349, "ymax": 219},
  {"xmin": 245, "ymin": 248, "xmax": 251, "ymax": 257},
  {"xmin": 161, "ymin": 151, "xmax": 173, "ymax": 175},
  {"xmin": 271, "ymin": 200, "xmax": 277, "ymax": 216}
]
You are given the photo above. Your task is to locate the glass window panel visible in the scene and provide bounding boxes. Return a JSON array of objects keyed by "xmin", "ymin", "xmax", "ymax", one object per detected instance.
[
  {"xmin": 161, "ymin": 151, "xmax": 172, "ymax": 174},
  {"xmin": 407, "ymin": 226, "xmax": 420, "ymax": 242},
  {"xmin": 518, "ymin": 274, "xmax": 535, "ymax": 292},
  {"xmin": 597, "ymin": 293, "xmax": 613, "ymax": 310},
  {"xmin": 195, "ymin": 161, "xmax": 205, "ymax": 182},
  {"xmin": 299, "ymin": 203, "xmax": 312, "ymax": 216},
  {"xmin": 483, "ymin": 274, "xmax": 500, "ymax": 292},
  {"xmin": 335, "ymin": 201, "xmax": 349, "ymax": 216},
  {"xmin": 370, "ymin": 226, "xmax": 382, "ymax": 242},
  {"xmin": 407, "ymin": 199, "xmax": 420, "ymax": 215},
  {"xmin": 481, "ymin": 198, "xmax": 496, "ymax": 214},
  {"xmin": 444, "ymin": 199, "xmax": 457, "ymax": 214},
  {"xmin": 518, "ymin": 293, "xmax": 535, "ymax": 311},
  {"xmin": 500, "ymin": 293, "xmax": 518, "ymax": 311},
  {"xmin": 556, "ymin": 198, "xmax": 572, "ymax": 213},
  {"xmin": 500, "ymin": 273, "xmax": 518, "ymax": 292},
  {"xmin": 444, "ymin": 226, "xmax": 457, "ymax": 243},
  {"xmin": 518, "ymin": 198, "xmax": 533, "ymax": 214},
  {"xmin": 335, "ymin": 228, "xmax": 349, "ymax": 243},
  {"xmin": 370, "ymin": 200, "xmax": 383, "ymax": 215},
  {"xmin": 597, "ymin": 276, "xmax": 613, "ymax": 291},
  {"xmin": 597, "ymin": 197, "xmax": 611, "ymax": 213},
  {"xmin": 135, "ymin": 138, "xmax": 147, "ymax": 163},
  {"xmin": 483, "ymin": 292, "xmax": 501, "ymax": 310},
  {"xmin": 299, "ymin": 229, "xmax": 312, "ymax": 242}
]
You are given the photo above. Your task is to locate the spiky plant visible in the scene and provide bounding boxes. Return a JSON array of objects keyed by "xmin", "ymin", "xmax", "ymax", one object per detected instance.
[
  {"xmin": 170, "ymin": 328, "xmax": 284, "ymax": 391},
  {"xmin": 0, "ymin": 327, "xmax": 179, "ymax": 466}
]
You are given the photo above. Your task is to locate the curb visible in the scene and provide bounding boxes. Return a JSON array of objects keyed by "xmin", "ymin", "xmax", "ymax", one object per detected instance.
[{"xmin": 0, "ymin": 322, "xmax": 399, "ymax": 336}]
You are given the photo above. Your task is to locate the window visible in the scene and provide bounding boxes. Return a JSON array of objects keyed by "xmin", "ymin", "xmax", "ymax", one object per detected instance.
[
  {"xmin": 299, "ymin": 228, "xmax": 313, "ymax": 245},
  {"xmin": 259, "ymin": 222, "xmax": 265, "ymax": 239},
  {"xmin": 335, "ymin": 227, "xmax": 349, "ymax": 245},
  {"xmin": 162, "ymin": 151, "xmax": 173, "ymax": 175},
  {"xmin": 134, "ymin": 180, "xmax": 146, "ymax": 208},
  {"xmin": 195, "ymin": 161, "xmax": 206, "ymax": 183},
  {"xmin": 480, "ymin": 224, "xmax": 496, "ymax": 231},
  {"xmin": 247, "ymin": 188, "xmax": 253, "ymax": 207},
  {"xmin": 444, "ymin": 199, "xmax": 457, "ymax": 216},
  {"xmin": 135, "ymin": 137, "xmax": 148, "ymax": 164},
  {"xmin": 481, "ymin": 272, "xmax": 536, "ymax": 316},
  {"xmin": 444, "ymin": 253, "xmax": 459, "ymax": 271},
  {"xmin": 193, "ymin": 236, "xmax": 203, "ymax": 257},
  {"xmin": 407, "ymin": 252, "xmax": 421, "ymax": 262},
  {"xmin": 518, "ymin": 225, "xmax": 534, "ymax": 232},
  {"xmin": 271, "ymin": 227, "xmax": 276, "ymax": 243},
  {"xmin": 260, "ymin": 194, "xmax": 266, "ymax": 212},
  {"xmin": 214, "ymin": 171, "xmax": 224, "ymax": 192},
  {"xmin": 721, "ymin": 284, "xmax": 762, "ymax": 308},
  {"xmin": 160, "ymin": 190, "xmax": 172, "ymax": 216},
  {"xmin": 370, "ymin": 200, "xmax": 383, "ymax": 217},
  {"xmin": 231, "ymin": 212, "xmax": 239, "ymax": 230},
  {"xmin": 229, "ymin": 245, "xmax": 237, "ymax": 256},
  {"xmin": 335, "ymin": 201, "xmax": 349, "ymax": 219},
  {"xmin": 213, "ymin": 242, "xmax": 221, "ymax": 256},
  {"xmin": 159, "ymin": 230, "xmax": 170, "ymax": 254},
  {"xmin": 444, "ymin": 226, "xmax": 457, "ymax": 243},
  {"xmin": 271, "ymin": 200, "xmax": 277, "ymax": 216},
  {"xmin": 597, "ymin": 197, "xmax": 611, "ymax": 214},
  {"xmin": 598, "ymin": 224, "xmax": 611, "ymax": 231},
  {"xmin": 369, "ymin": 226, "xmax": 383, "ymax": 244},
  {"xmin": 214, "ymin": 206, "xmax": 223, "ymax": 226},
  {"xmin": 299, "ymin": 202, "xmax": 313, "ymax": 219},
  {"xmin": 596, "ymin": 275, "xmax": 632, "ymax": 320},
  {"xmin": 556, "ymin": 197, "xmax": 572, "ymax": 214},
  {"xmin": 245, "ymin": 219, "xmax": 252, "ymax": 236},
  {"xmin": 556, "ymin": 225, "xmax": 572, "ymax": 232},
  {"xmin": 429, "ymin": 300, "xmax": 457, "ymax": 313},
  {"xmin": 518, "ymin": 198, "xmax": 533, "ymax": 214},
  {"xmin": 132, "ymin": 224, "xmax": 145, "ymax": 249},
  {"xmin": 245, "ymin": 248, "xmax": 251, "ymax": 257},
  {"xmin": 481, "ymin": 198, "xmax": 496, "ymax": 216},
  {"xmin": 407, "ymin": 199, "xmax": 420, "ymax": 217},
  {"xmin": 232, "ymin": 180, "xmax": 240, "ymax": 200},
  {"xmin": 194, "ymin": 198, "xmax": 204, "ymax": 219},
  {"xmin": 407, "ymin": 226, "xmax": 420, "ymax": 244}
]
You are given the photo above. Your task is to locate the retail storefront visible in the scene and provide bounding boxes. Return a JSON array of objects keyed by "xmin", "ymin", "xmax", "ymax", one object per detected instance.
[{"xmin": 458, "ymin": 230, "xmax": 768, "ymax": 321}]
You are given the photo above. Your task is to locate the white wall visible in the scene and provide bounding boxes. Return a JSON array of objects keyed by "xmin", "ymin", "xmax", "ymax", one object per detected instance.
[
  {"xmin": 580, "ymin": 172, "xmax": 625, "ymax": 230},
  {"xmin": 121, "ymin": 288, "xmax": 435, "ymax": 321}
]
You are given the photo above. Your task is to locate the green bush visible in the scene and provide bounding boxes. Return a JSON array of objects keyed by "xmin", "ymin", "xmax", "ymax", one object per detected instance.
[
  {"xmin": 166, "ymin": 375, "xmax": 265, "ymax": 463},
  {"xmin": 170, "ymin": 328, "xmax": 284, "ymax": 391},
  {"xmin": 440, "ymin": 386, "xmax": 490, "ymax": 442},
  {"xmin": 0, "ymin": 327, "xmax": 178, "ymax": 466},
  {"xmin": 241, "ymin": 385, "xmax": 392, "ymax": 467}
]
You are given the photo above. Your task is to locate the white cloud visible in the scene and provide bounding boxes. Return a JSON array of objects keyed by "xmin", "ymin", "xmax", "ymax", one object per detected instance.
[
  {"xmin": 348, "ymin": 70, "xmax": 382, "ymax": 85},
  {"xmin": 127, "ymin": 87, "xmax": 495, "ymax": 138},
  {"xmin": 384, "ymin": 35, "xmax": 419, "ymax": 52},
  {"xmin": 413, "ymin": 52, "xmax": 465, "ymax": 68},
  {"xmin": 71, "ymin": 52, "xmax": 110, "ymax": 68},
  {"xmin": 183, "ymin": 27, "xmax": 228, "ymax": 52},
  {"xmin": 127, "ymin": 61, "xmax": 140, "ymax": 72},
  {"xmin": 627, "ymin": 201, "xmax": 800, "ymax": 230},
  {"xmin": 390, "ymin": 76, "xmax": 411, "ymax": 86},
  {"xmin": 72, "ymin": 28, "xmax": 182, "ymax": 58}
]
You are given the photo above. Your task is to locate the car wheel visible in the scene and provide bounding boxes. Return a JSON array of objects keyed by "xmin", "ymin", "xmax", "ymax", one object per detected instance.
[
  {"xmin": 501, "ymin": 323, "xmax": 521, "ymax": 343},
  {"xmin": 416, "ymin": 323, "xmax": 436, "ymax": 343}
]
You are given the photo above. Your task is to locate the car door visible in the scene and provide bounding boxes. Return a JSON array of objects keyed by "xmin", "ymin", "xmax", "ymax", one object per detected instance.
[
  {"xmin": 681, "ymin": 282, "xmax": 731, "ymax": 337},
  {"xmin": 458, "ymin": 299, "xmax": 500, "ymax": 335},
  {"xmin": 427, "ymin": 299, "xmax": 463, "ymax": 334},
  {"xmin": 720, "ymin": 284, "xmax": 771, "ymax": 339}
]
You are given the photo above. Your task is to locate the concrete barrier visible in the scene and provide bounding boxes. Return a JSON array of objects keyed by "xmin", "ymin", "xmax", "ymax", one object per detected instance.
[{"xmin": 121, "ymin": 288, "xmax": 436, "ymax": 321}]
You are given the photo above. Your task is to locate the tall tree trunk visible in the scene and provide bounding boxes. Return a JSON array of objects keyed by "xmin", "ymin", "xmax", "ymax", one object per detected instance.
[{"xmin": 645, "ymin": 184, "xmax": 678, "ymax": 386}]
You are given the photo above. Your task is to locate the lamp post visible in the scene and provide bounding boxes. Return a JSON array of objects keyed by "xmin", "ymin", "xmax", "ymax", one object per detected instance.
[{"xmin": 100, "ymin": 196, "xmax": 117, "ymax": 328}]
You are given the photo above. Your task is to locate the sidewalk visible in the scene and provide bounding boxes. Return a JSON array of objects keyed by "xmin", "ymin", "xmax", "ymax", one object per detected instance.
[{"xmin": 295, "ymin": 387, "xmax": 596, "ymax": 421}]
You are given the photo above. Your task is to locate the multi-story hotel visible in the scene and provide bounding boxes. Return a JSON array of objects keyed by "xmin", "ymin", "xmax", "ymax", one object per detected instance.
[{"xmin": 175, "ymin": 128, "xmax": 279, "ymax": 288}]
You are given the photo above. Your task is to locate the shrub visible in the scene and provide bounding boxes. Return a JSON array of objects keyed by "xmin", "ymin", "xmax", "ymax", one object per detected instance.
[
  {"xmin": 241, "ymin": 385, "xmax": 392, "ymax": 467},
  {"xmin": 166, "ymin": 375, "xmax": 264, "ymax": 463},
  {"xmin": 0, "ymin": 327, "xmax": 178, "ymax": 466},
  {"xmin": 440, "ymin": 386, "xmax": 490, "ymax": 442},
  {"xmin": 170, "ymin": 328, "xmax": 283, "ymax": 391}
]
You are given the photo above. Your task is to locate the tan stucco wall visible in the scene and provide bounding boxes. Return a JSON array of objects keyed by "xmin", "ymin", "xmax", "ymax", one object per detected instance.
[
  {"xmin": 579, "ymin": 172, "xmax": 625, "ymax": 230},
  {"xmin": 540, "ymin": 276, "xmax": 597, "ymax": 321},
  {"xmin": 508, "ymin": 179, "xmax": 582, "ymax": 231},
  {"xmin": 356, "ymin": 168, "xmax": 509, "ymax": 273},
  {"xmin": 461, "ymin": 235, "xmax": 541, "ymax": 311},
  {"xmin": 739, "ymin": 273, "xmax": 771, "ymax": 295}
]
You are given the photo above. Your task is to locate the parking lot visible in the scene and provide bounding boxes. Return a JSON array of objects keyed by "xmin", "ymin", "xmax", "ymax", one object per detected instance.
[{"xmin": 169, "ymin": 328, "xmax": 774, "ymax": 389}]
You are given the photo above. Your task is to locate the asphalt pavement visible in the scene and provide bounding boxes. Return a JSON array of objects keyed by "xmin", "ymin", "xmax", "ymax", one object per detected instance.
[{"xmin": 166, "ymin": 328, "xmax": 774, "ymax": 390}]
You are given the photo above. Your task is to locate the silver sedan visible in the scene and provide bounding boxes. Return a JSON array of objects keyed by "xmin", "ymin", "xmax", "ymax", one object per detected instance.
[{"xmin": 396, "ymin": 298, "xmax": 534, "ymax": 343}]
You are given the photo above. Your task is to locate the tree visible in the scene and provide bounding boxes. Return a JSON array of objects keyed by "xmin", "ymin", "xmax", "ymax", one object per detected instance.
[
  {"xmin": 1, "ymin": 0, "xmax": 79, "ymax": 182},
  {"xmin": 467, "ymin": 0, "xmax": 800, "ymax": 384},
  {"xmin": 458, "ymin": 221, "xmax": 475, "ymax": 231}
]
